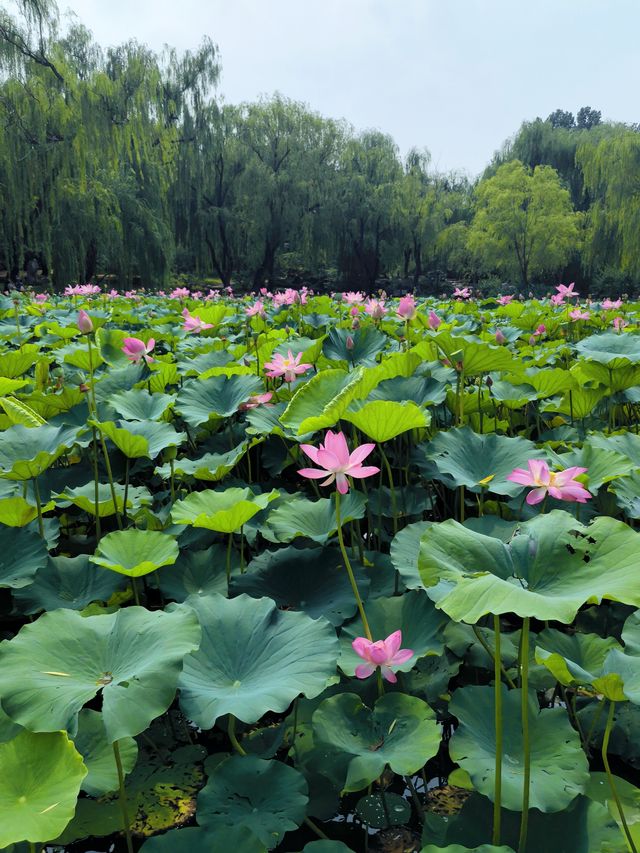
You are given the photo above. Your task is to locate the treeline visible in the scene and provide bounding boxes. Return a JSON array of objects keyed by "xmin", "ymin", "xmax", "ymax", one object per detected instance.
[{"xmin": 2, "ymin": 0, "xmax": 640, "ymax": 293}]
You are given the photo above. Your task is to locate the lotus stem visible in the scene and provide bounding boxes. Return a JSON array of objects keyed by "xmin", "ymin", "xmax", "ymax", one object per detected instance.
[
  {"xmin": 378, "ymin": 444, "xmax": 398, "ymax": 536},
  {"xmin": 603, "ymin": 700, "xmax": 637, "ymax": 853},
  {"xmin": 113, "ymin": 740, "xmax": 134, "ymax": 853},
  {"xmin": 91, "ymin": 426, "xmax": 101, "ymax": 541},
  {"xmin": 228, "ymin": 714, "xmax": 247, "ymax": 756},
  {"xmin": 517, "ymin": 617, "xmax": 531, "ymax": 853},
  {"xmin": 123, "ymin": 457, "xmax": 130, "ymax": 523},
  {"xmin": 304, "ymin": 816, "xmax": 330, "ymax": 840},
  {"xmin": 98, "ymin": 431, "xmax": 123, "ymax": 530},
  {"xmin": 226, "ymin": 532, "xmax": 233, "ymax": 587},
  {"xmin": 335, "ymin": 490, "xmax": 372, "ymax": 641},
  {"xmin": 472, "ymin": 625, "xmax": 516, "ymax": 690},
  {"xmin": 493, "ymin": 614, "xmax": 503, "ymax": 846},
  {"xmin": 32, "ymin": 476, "xmax": 44, "ymax": 540}
]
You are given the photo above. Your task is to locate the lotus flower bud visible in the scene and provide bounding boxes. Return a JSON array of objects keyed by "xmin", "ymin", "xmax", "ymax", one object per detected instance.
[
  {"xmin": 77, "ymin": 310, "xmax": 93, "ymax": 333},
  {"xmin": 346, "ymin": 335, "xmax": 355, "ymax": 350}
]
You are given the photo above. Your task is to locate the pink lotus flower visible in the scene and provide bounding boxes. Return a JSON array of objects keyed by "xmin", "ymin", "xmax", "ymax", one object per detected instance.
[
  {"xmin": 77, "ymin": 310, "xmax": 93, "ymax": 333},
  {"xmin": 107, "ymin": 289, "xmax": 119, "ymax": 299},
  {"xmin": 298, "ymin": 430, "xmax": 379, "ymax": 494},
  {"xmin": 238, "ymin": 392, "xmax": 273, "ymax": 411},
  {"xmin": 550, "ymin": 293, "xmax": 565, "ymax": 306},
  {"xmin": 497, "ymin": 295, "xmax": 513, "ymax": 305},
  {"xmin": 122, "ymin": 337, "xmax": 155, "ymax": 364},
  {"xmin": 170, "ymin": 287, "xmax": 190, "ymax": 299},
  {"xmin": 365, "ymin": 298, "xmax": 387, "ymax": 319},
  {"xmin": 397, "ymin": 295, "xmax": 417, "ymax": 320},
  {"xmin": 453, "ymin": 286, "xmax": 472, "ymax": 299},
  {"xmin": 34, "ymin": 293, "xmax": 48, "ymax": 303},
  {"xmin": 352, "ymin": 630, "xmax": 413, "ymax": 683},
  {"xmin": 507, "ymin": 460, "xmax": 591, "ymax": 505},
  {"xmin": 495, "ymin": 328, "xmax": 507, "ymax": 344},
  {"xmin": 569, "ymin": 308, "xmax": 590, "ymax": 321},
  {"xmin": 182, "ymin": 308, "xmax": 214, "ymax": 333},
  {"xmin": 555, "ymin": 282, "xmax": 578, "ymax": 298},
  {"xmin": 246, "ymin": 300, "xmax": 266, "ymax": 318},
  {"xmin": 603, "ymin": 298, "xmax": 623, "ymax": 310},
  {"xmin": 428, "ymin": 310, "xmax": 441, "ymax": 330},
  {"xmin": 346, "ymin": 335, "xmax": 355, "ymax": 350},
  {"xmin": 613, "ymin": 316, "xmax": 629, "ymax": 332},
  {"xmin": 264, "ymin": 349, "xmax": 312, "ymax": 383},
  {"xmin": 342, "ymin": 291, "xmax": 365, "ymax": 305}
]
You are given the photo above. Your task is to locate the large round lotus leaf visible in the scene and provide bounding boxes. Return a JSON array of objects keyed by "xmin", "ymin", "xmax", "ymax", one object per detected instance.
[
  {"xmin": 449, "ymin": 685, "xmax": 588, "ymax": 812},
  {"xmin": 155, "ymin": 544, "xmax": 231, "ymax": 601},
  {"xmin": 197, "ymin": 754, "xmax": 308, "ymax": 849},
  {"xmin": 14, "ymin": 554, "xmax": 126, "ymax": 614},
  {"xmin": 611, "ymin": 471, "xmax": 640, "ymax": 519},
  {"xmin": 140, "ymin": 826, "xmax": 267, "ymax": 852},
  {"xmin": 262, "ymin": 491, "xmax": 366, "ymax": 544},
  {"xmin": 535, "ymin": 629, "xmax": 624, "ymax": 699},
  {"xmin": 442, "ymin": 792, "xmax": 623, "ymax": 853},
  {"xmin": 312, "ymin": 692, "xmax": 441, "ymax": 792},
  {"xmin": 231, "ymin": 546, "xmax": 369, "ymax": 626},
  {"xmin": 178, "ymin": 593, "xmax": 339, "ymax": 727},
  {"xmin": 430, "ymin": 331, "xmax": 515, "ymax": 374},
  {"xmin": 108, "ymin": 389, "xmax": 175, "ymax": 421},
  {"xmin": 585, "ymin": 771, "xmax": 640, "ymax": 849},
  {"xmin": 280, "ymin": 367, "xmax": 362, "ymax": 435},
  {"xmin": 323, "ymin": 325, "xmax": 387, "ymax": 365},
  {"xmin": 547, "ymin": 443, "xmax": 633, "ymax": 492},
  {"xmin": 0, "ymin": 730, "xmax": 87, "ymax": 847},
  {"xmin": 0, "ymin": 495, "xmax": 53, "ymax": 526},
  {"xmin": 342, "ymin": 400, "xmax": 430, "ymax": 443},
  {"xmin": 55, "ymin": 481, "xmax": 152, "ymax": 517},
  {"xmin": 0, "ymin": 523, "xmax": 47, "ymax": 589},
  {"xmin": 155, "ymin": 442, "xmax": 252, "ymax": 482},
  {"xmin": 589, "ymin": 431, "xmax": 640, "ymax": 467},
  {"xmin": 368, "ymin": 374, "xmax": 447, "ymax": 406},
  {"xmin": 419, "ymin": 510, "xmax": 640, "ymax": 623},
  {"xmin": 338, "ymin": 590, "xmax": 446, "ymax": 676},
  {"xmin": 171, "ymin": 487, "xmax": 279, "ymax": 533},
  {"xmin": 90, "ymin": 529, "xmax": 179, "ymax": 577},
  {"xmin": 423, "ymin": 427, "xmax": 545, "ymax": 495},
  {"xmin": 0, "ymin": 605, "xmax": 200, "ymax": 741},
  {"xmin": 176, "ymin": 375, "xmax": 263, "ymax": 427},
  {"xmin": 390, "ymin": 520, "xmax": 432, "ymax": 589},
  {"xmin": 0, "ymin": 423, "xmax": 79, "ymax": 480},
  {"xmin": 74, "ymin": 709, "xmax": 137, "ymax": 796},
  {"xmin": 575, "ymin": 332, "xmax": 640, "ymax": 367},
  {"xmin": 92, "ymin": 420, "xmax": 186, "ymax": 459}
]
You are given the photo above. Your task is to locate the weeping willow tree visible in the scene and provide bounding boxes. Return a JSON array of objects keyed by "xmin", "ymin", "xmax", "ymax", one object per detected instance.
[
  {"xmin": 577, "ymin": 131, "xmax": 640, "ymax": 281},
  {"xmin": 0, "ymin": 0, "xmax": 219, "ymax": 288}
]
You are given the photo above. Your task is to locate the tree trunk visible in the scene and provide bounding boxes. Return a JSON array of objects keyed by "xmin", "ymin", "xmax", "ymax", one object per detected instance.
[
  {"xmin": 413, "ymin": 238, "xmax": 423, "ymax": 283},
  {"xmin": 84, "ymin": 239, "xmax": 98, "ymax": 283},
  {"xmin": 403, "ymin": 247, "xmax": 412, "ymax": 279}
]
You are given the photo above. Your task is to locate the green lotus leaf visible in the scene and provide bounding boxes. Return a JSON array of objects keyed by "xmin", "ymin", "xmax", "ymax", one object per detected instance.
[
  {"xmin": 93, "ymin": 363, "xmax": 146, "ymax": 401},
  {"xmin": 197, "ymin": 754, "xmax": 308, "ymax": 849},
  {"xmin": 140, "ymin": 826, "xmax": 267, "ymax": 852},
  {"xmin": 0, "ymin": 423, "xmax": 79, "ymax": 480},
  {"xmin": 0, "ymin": 606, "xmax": 201, "ymax": 741},
  {"xmin": 0, "ymin": 730, "xmax": 87, "ymax": 847},
  {"xmin": 92, "ymin": 420, "xmax": 185, "ymax": 459},
  {"xmin": 298, "ymin": 843, "xmax": 355, "ymax": 853},
  {"xmin": 155, "ymin": 440, "xmax": 255, "ymax": 482},
  {"xmin": 342, "ymin": 400, "xmax": 430, "ymax": 442},
  {"xmin": 155, "ymin": 544, "xmax": 231, "ymax": 602},
  {"xmin": 108, "ymin": 389, "xmax": 175, "ymax": 421},
  {"xmin": 94, "ymin": 327, "xmax": 131, "ymax": 367},
  {"xmin": 535, "ymin": 629, "xmax": 624, "ymax": 700},
  {"xmin": 178, "ymin": 593, "xmax": 339, "ymax": 727},
  {"xmin": 423, "ymin": 427, "xmax": 545, "ymax": 495},
  {"xmin": 0, "ymin": 346, "xmax": 38, "ymax": 378},
  {"xmin": 339, "ymin": 590, "xmax": 446, "ymax": 676},
  {"xmin": 442, "ymin": 792, "xmax": 623, "ymax": 853},
  {"xmin": 244, "ymin": 401, "xmax": 289, "ymax": 438},
  {"xmin": 55, "ymin": 481, "xmax": 153, "ymax": 516},
  {"xmin": 522, "ymin": 366, "xmax": 576, "ymax": 398},
  {"xmin": 573, "ymin": 360, "xmax": 640, "ymax": 393},
  {"xmin": 589, "ymin": 431, "xmax": 640, "ymax": 467},
  {"xmin": 171, "ymin": 487, "xmax": 279, "ymax": 533},
  {"xmin": 231, "ymin": 546, "xmax": 369, "ymax": 626},
  {"xmin": 0, "ymin": 494, "xmax": 56, "ymax": 526},
  {"xmin": 585, "ymin": 771, "xmax": 640, "ymax": 848},
  {"xmin": 176, "ymin": 375, "xmax": 263, "ymax": 427},
  {"xmin": 14, "ymin": 554, "xmax": 126, "ymax": 614},
  {"xmin": 367, "ymin": 374, "xmax": 447, "ymax": 406},
  {"xmin": 90, "ymin": 529, "xmax": 179, "ymax": 577},
  {"xmin": 280, "ymin": 367, "xmax": 363, "ymax": 435},
  {"xmin": 429, "ymin": 331, "xmax": 516, "ymax": 374},
  {"xmin": 609, "ymin": 471, "xmax": 640, "ymax": 519},
  {"xmin": 544, "ymin": 385, "xmax": 606, "ymax": 420},
  {"xmin": 449, "ymin": 685, "xmax": 589, "ymax": 811},
  {"xmin": 178, "ymin": 349, "xmax": 234, "ymax": 376},
  {"xmin": 418, "ymin": 511, "xmax": 640, "ymax": 623},
  {"xmin": 575, "ymin": 332, "xmax": 640, "ymax": 367},
  {"xmin": 390, "ymin": 520, "xmax": 431, "ymax": 589},
  {"xmin": 262, "ymin": 491, "xmax": 366, "ymax": 544},
  {"xmin": 0, "ymin": 523, "xmax": 48, "ymax": 588},
  {"xmin": 312, "ymin": 692, "xmax": 441, "ymax": 792},
  {"xmin": 0, "ymin": 377, "xmax": 29, "ymax": 396},
  {"xmin": 323, "ymin": 326, "xmax": 387, "ymax": 365},
  {"xmin": 74, "ymin": 709, "xmax": 138, "ymax": 796}
]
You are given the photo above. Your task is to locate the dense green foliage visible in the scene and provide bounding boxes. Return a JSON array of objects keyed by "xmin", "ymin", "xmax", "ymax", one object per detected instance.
[{"xmin": 3, "ymin": 2, "xmax": 640, "ymax": 293}]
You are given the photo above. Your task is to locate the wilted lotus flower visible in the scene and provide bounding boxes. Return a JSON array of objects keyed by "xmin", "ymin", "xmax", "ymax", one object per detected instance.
[
  {"xmin": 507, "ymin": 460, "xmax": 591, "ymax": 505},
  {"xmin": 352, "ymin": 630, "xmax": 414, "ymax": 683},
  {"xmin": 298, "ymin": 430, "xmax": 379, "ymax": 494},
  {"xmin": 77, "ymin": 310, "xmax": 93, "ymax": 334},
  {"xmin": 397, "ymin": 295, "xmax": 417, "ymax": 320},
  {"xmin": 122, "ymin": 337, "xmax": 155, "ymax": 364}
]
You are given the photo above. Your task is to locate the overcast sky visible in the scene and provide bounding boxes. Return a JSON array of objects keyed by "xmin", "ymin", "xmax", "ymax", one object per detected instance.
[{"xmin": 64, "ymin": 0, "xmax": 639, "ymax": 176}]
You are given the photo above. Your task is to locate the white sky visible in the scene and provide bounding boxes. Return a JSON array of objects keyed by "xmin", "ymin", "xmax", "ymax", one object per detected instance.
[{"xmin": 64, "ymin": 0, "xmax": 640, "ymax": 176}]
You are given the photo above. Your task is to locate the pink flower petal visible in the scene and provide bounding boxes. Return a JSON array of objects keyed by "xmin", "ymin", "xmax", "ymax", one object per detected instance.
[
  {"xmin": 381, "ymin": 667, "xmax": 398, "ymax": 683},
  {"xmin": 384, "ymin": 630, "xmax": 403, "ymax": 657},
  {"xmin": 298, "ymin": 467, "xmax": 329, "ymax": 480},
  {"xmin": 355, "ymin": 663, "xmax": 376, "ymax": 680},
  {"xmin": 352, "ymin": 637, "xmax": 373, "ymax": 658},
  {"xmin": 526, "ymin": 487, "xmax": 548, "ymax": 505},
  {"xmin": 348, "ymin": 465, "xmax": 380, "ymax": 479},
  {"xmin": 348, "ymin": 443, "xmax": 376, "ymax": 465},
  {"xmin": 391, "ymin": 648, "xmax": 414, "ymax": 666}
]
